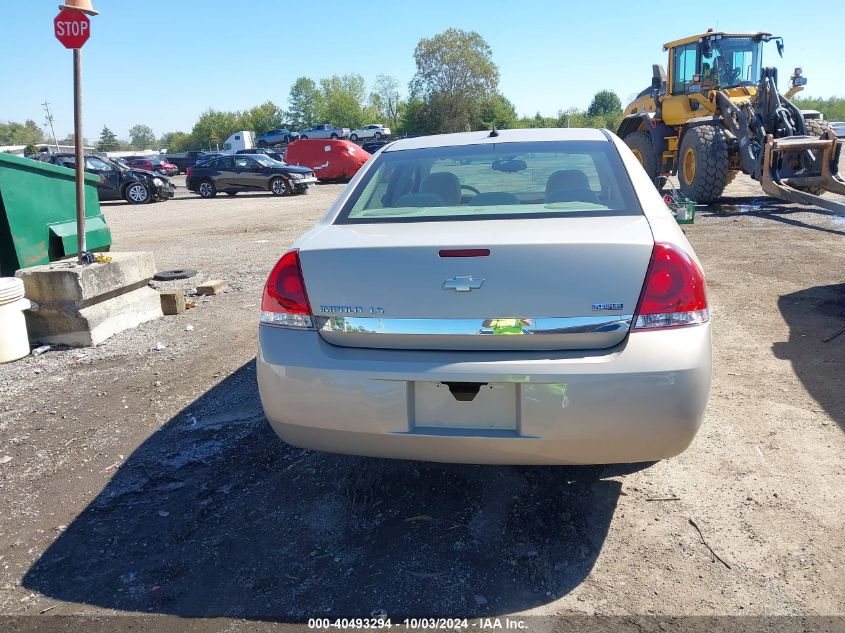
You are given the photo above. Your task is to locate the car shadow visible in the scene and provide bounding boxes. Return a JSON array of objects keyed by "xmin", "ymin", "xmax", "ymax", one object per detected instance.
[
  {"xmin": 23, "ymin": 360, "xmax": 644, "ymax": 620},
  {"xmin": 773, "ymin": 283, "xmax": 845, "ymax": 432}
]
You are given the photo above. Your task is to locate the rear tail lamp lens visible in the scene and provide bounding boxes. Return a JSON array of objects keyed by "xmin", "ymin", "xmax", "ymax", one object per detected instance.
[
  {"xmin": 260, "ymin": 249, "xmax": 314, "ymax": 329},
  {"xmin": 633, "ymin": 242, "xmax": 709, "ymax": 330}
]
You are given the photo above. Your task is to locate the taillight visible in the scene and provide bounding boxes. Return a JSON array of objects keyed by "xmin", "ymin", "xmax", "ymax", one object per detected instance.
[
  {"xmin": 260, "ymin": 249, "xmax": 314, "ymax": 329},
  {"xmin": 633, "ymin": 242, "xmax": 709, "ymax": 330},
  {"xmin": 186, "ymin": 167, "xmax": 192, "ymax": 177}
]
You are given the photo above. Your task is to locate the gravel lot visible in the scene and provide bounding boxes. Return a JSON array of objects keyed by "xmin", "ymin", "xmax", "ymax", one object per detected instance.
[{"xmin": 0, "ymin": 169, "xmax": 843, "ymax": 625}]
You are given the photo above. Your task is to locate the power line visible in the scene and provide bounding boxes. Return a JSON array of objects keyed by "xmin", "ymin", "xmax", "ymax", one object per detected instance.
[{"xmin": 42, "ymin": 101, "xmax": 59, "ymax": 151}]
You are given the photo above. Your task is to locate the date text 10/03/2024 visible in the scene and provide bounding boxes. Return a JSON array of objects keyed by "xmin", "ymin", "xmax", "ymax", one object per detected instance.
[{"xmin": 307, "ymin": 618, "xmax": 528, "ymax": 630}]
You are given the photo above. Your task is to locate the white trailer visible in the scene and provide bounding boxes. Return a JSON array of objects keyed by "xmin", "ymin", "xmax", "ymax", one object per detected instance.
[{"xmin": 221, "ymin": 131, "xmax": 255, "ymax": 154}]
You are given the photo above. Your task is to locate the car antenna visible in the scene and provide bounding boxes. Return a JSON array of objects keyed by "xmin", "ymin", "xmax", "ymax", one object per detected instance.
[{"xmin": 488, "ymin": 125, "xmax": 499, "ymax": 138}]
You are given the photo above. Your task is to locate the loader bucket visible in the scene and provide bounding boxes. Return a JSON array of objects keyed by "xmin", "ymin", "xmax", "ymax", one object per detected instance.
[{"xmin": 760, "ymin": 132, "xmax": 845, "ymax": 214}]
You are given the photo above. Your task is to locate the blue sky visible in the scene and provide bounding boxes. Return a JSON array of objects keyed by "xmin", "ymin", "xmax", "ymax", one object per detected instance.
[{"xmin": 3, "ymin": 0, "xmax": 843, "ymax": 141}]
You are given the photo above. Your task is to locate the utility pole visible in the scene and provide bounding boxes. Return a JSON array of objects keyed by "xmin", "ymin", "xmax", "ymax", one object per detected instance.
[{"xmin": 42, "ymin": 101, "xmax": 60, "ymax": 151}]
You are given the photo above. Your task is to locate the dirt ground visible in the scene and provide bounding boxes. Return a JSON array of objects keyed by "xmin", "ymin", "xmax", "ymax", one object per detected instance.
[{"xmin": 0, "ymin": 166, "xmax": 843, "ymax": 627}]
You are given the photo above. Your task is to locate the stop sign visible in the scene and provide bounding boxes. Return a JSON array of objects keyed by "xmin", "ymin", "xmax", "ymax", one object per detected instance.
[{"xmin": 54, "ymin": 9, "xmax": 90, "ymax": 49}]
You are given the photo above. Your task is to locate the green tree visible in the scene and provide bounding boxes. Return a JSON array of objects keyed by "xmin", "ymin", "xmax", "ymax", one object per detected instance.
[
  {"xmin": 190, "ymin": 109, "xmax": 240, "ymax": 150},
  {"xmin": 58, "ymin": 132, "xmax": 88, "ymax": 146},
  {"xmin": 319, "ymin": 74, "xmax": 367, "ymax": 129},
  {"xmin": 158, "ymin": 131, "xmax": 192, "ymax": 152},
  {"xmin": 129, "ymin": 124, "xmax": 155, "ymax": 149},
  {"xmin": 286, "ymin": 77, "xmax": 323, "ymax": 131},
  {"xmin": 477, "ymin": 93, "xmax": 518, "ymax": 130},
  {"xmin": 586, "ymin": 90, "xmax": 622, "ymax": 118},
  {"xmin": 792, "ymin": 96, "xmax": 845, "ymax": 121},
  {"xmin": 0, "ymin": 120, "xmax": 44, "ymax": 146},
  {"xmin": 239, "ymin": 101, "xmax": 285, "ymax": 135},
  {"xmin": 399, "ymin": 97, "xmax": 435, "ymax": 135},
  {"xmin": 409, "ymin": 28, "xmax": 499, "ymax": 133},
  {"xmin": 97, "ymin": 126, "xmax": 119, "ymax": 151},
  {"xmin": 369, "ymin": 74, "xmax": 403, "ymax": 130}
]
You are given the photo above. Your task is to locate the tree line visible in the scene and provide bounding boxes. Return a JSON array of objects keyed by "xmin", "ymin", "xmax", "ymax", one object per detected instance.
[
  {"xmin": 158, "ymin": 29, "xmax": 628, "ymax": 153},
  {"xmin": 5, "ymin": 28, "xmax": 845, "ymax": 154}
]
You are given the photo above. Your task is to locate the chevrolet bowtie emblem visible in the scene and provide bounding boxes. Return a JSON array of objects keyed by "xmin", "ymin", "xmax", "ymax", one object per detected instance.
[{"xmin": 443, "ymin": 276, "xmax": 485, "ymax": 292}]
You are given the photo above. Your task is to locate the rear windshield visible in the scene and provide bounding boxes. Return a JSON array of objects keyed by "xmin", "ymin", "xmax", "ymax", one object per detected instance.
[{"xmin": 336, "ymin": 140, "xmax": 641, "ymax": 224}]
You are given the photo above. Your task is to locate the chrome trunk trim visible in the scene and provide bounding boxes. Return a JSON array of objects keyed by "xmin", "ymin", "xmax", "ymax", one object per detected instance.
[{"xmin": 315, "ymin": 315, "xmax": 633, "ymax": 351}]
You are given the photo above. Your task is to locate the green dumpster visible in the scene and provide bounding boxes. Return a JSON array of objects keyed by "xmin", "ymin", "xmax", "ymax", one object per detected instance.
[{"xmin": 0, "ymin": 153, "xmax": 111, "ymax": 276}]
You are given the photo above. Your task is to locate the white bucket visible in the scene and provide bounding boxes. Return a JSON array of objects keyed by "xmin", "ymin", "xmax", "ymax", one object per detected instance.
[{"xmin": 0, "ymin": 278, "xmax": 31, "ymax": 363}]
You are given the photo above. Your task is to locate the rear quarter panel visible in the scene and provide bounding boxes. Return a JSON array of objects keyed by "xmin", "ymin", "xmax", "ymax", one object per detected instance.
[{"xmin": 607, "ymin": 132, "xmax": 702, "ymax": 267}]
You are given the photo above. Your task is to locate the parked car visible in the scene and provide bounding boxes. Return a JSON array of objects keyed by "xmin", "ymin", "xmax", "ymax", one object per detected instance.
[
  {"xmin": 257, "ymin": 128, "xmax": 712, "ymax": 465},
  {"xmin": 297, "ymin": 124, "xmax": 350, "ymax": 140},
  {"xmin": 255, "ymin": 129, "xmax": 299, "ymax": 147},
  {"xmin": 39, "ymin": 153, "xmax": 175, "ymax": 204},
  {"xmin": 361, "ymin": 140, "xmax": 389, "ymax": 154},
  {"xmin": 186, "ymin": 154, "xmax": 316, "ymax": 198},
  {"xmin": 165, "ymin": 151, "xmax": 209, "ymax": 173},
  {"xmin": 237, "ymin": 148, "xmax": 285, "ymax": 162},
  {"xmin": 283, "ymin": 139, "xmax": 370, "ymax": 182},
  {"xmin": 349, "ymin": 124, "xmax": 390, "ymax": 141},
  {"xmin": 124, "ymin": 156, "xmax": 178, "ymax": 177},
  {"xmin": 829, "ymin": 121, "xmax": 845, "ymax": 139}
]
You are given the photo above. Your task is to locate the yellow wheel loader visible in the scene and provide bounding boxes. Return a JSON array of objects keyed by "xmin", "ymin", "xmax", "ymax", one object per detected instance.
[{"xmin": 618, "ymin": 31, "xmax": 845, "ymax": 212}]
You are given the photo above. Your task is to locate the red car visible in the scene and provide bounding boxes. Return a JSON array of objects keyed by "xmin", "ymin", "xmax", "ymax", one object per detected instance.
[
  {"xmin": 283, "ymin": 139, "xmax": 371, "ymax": 182},
  {"xmin": 124, "ymin": 156, "xmax": 178, "ymax": 177}
]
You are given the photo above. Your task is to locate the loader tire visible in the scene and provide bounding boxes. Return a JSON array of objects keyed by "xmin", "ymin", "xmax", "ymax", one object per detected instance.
[
  {"xmin": 791, "ymin": 119, "xmax": 833, "ymax": 196},
  {"xmin": 678, "ymin": 126, "xmax": 730, "ymax": 203},
  {"xmin": 624, "ymin": 131, "xmax": 660, "ymax": 184}
]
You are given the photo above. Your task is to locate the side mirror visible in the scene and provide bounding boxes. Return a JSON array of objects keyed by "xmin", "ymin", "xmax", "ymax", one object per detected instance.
[
  {"xmin": 776, "ymin": 39, "xmax": 784, "ymax": 57},
  {"xmin": 793, "ymin": 77, "xmax": 807, "ymax": 86},
  {"xmin": 651, "ymin": 75, "xmax": 661, "ymax": 90}
]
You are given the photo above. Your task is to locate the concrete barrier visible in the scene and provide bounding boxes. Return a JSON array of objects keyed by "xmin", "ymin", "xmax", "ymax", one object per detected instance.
[{"xmin": 16, "ymin": 252, "xmax": 162, "ymax": 346}]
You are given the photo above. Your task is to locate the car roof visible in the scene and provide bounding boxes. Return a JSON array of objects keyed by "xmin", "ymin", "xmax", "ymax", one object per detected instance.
[{"xmin": 384, "ymin": 128, "xmax": 608, "ymax": 152}]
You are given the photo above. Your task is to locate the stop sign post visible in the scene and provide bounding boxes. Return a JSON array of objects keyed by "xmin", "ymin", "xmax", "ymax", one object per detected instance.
[{"xmin": 54, "ymin": 8, "xmax": 95, "ymax": 263}]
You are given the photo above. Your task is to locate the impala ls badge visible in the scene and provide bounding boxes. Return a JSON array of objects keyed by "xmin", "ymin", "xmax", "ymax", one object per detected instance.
[{"xmin": 443, "ymin": 276, "xmax": 485, "ymax": 292}]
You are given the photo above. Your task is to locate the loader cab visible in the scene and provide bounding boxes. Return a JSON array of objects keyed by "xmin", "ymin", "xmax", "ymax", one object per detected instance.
[{"xmin": 662, "ymin": 31, "xmax": 775, "ymax": 126}]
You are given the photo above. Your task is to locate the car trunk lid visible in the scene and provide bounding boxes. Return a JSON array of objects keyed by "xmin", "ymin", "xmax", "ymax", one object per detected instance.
[{"xmin": 298, "ymin": 216, "xmax": 654, "ymax": 351}]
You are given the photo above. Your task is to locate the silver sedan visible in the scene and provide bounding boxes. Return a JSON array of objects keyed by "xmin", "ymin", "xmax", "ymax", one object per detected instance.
[{"xmin": 258, "ymin": 128, "xmax": 712, "ymax": 465}]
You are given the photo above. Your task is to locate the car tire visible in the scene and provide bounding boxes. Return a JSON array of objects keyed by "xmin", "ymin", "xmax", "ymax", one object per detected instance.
[
  {"xmin": 198, "ymin": 179, "xmax": 217, "ymax": 198},
  {"xmin": 790, "ymin": 119, "xmax": 833, "ymax": 195},
  {"xmin": 257, "ymin": 141, "xmax": 267, "ymax": 148},
  {"xmin": 374, "ymin": 132, "xmax": 382, "ymax": 140},
  {"xmin": 299, "ymin": 135, "xmax": 308, "ymax": 140},
  {"xmin": 624, "ymin": 131, "xmax": 659, "ymax": 184},
  {"xmin": 330, "ymin": 133, "xmax": 339, "ymax": 139},
  {"xmin": 124, "ymin": 182, "xmax": 151, "ymax": 204},
  {"xmin": 350, "ymin": 133, "xmax": 358, "ymax": 141},
  {"xmin": 154, "ymin": 268, "xmax": 198, "ymax": 281},
  {"xmin": 270, "ymin": 177, "xmax": 289, "ymax": 196}
]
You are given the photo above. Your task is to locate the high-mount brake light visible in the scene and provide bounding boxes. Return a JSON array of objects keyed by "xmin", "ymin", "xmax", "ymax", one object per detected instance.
[
  {"xmin": 633, "ymin": 242, "xmax": 709, "ymax": 330},
  {"xmin": 260, "ymin": 249, "xmax": 314, "ymax": 329}
]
